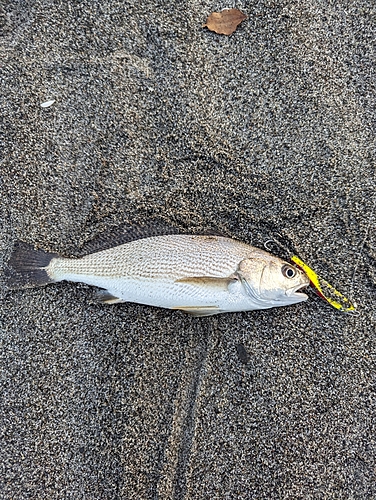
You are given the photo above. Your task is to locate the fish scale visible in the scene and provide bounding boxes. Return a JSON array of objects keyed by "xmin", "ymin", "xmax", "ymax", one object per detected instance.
[{"xmin": 49, "ymin": 235, "xmax": 251, "ymax": 281}]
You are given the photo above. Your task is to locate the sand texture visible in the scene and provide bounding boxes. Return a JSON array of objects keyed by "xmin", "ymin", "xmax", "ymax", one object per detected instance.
[{"xmin": 1, "ymin": 1, "xmax": 375, "ymax": 498}]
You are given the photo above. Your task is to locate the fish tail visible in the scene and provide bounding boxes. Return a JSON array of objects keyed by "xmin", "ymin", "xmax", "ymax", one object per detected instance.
[{"xmin": 4, "ymin": 241, "xmax": 60, "ymax": 289}]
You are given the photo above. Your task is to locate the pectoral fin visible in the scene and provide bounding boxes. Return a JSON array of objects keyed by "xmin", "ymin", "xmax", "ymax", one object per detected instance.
[
  {"xmin": 171, "ymin": 305, "xmax": 221, "ymax": 317},
  {"xmin": 175, "ymin": 275, "xmax": 237, "ymax": 291}
]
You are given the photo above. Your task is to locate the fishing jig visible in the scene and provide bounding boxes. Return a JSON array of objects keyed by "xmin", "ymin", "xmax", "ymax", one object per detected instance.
[{"xmin": 291, "ymin": 255, "xmax": 357, "ymax": 314}]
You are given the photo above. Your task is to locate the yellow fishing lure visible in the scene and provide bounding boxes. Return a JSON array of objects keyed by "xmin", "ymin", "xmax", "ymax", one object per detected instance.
[{"xmin": 291, "ymin": 256, "xmax": 357, "ymax": 313}]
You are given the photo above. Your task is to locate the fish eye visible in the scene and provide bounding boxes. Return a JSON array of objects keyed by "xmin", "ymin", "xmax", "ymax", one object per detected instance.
[{"xmin": 282, "ymin": 265, "xmax": 296, "ymax": 279}]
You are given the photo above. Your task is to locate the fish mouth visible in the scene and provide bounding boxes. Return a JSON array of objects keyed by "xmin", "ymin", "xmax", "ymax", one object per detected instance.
[{"xmin": 286, "ymin": 284, "xmax": 309, "ymax": 300}]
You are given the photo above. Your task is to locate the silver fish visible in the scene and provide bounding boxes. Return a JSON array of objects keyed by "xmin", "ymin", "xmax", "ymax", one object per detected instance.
[{"xmin": 6, "ymin": 228, "xmax": 309, "ymax": 316}]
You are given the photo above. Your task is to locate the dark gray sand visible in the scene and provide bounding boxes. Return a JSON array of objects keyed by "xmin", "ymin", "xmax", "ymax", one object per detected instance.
[{"xmin": 1, "ymin": 1, "xmax": 375, "ymax": 498}]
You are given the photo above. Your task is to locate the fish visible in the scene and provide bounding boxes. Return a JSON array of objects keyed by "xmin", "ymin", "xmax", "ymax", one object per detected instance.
[{"xmin": 5, "ymin": 226, "xmax": 310, "ymax": 316}]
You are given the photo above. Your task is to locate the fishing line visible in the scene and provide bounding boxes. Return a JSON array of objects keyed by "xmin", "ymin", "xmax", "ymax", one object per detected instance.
[{"xmin": 263, "ymin": 235, "xmax": 293, "ymax": 258}]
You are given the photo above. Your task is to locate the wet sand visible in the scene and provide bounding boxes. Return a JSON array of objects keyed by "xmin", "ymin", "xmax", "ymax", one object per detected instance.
[{"xmin": 1, "ymin": 1, "xmax": 375, "ymax": 498}]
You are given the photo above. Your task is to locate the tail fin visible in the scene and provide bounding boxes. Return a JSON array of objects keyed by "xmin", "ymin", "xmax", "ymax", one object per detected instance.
[{"xmin": 4, "ymin": 241, "xmax": 59, "ymax": 289}]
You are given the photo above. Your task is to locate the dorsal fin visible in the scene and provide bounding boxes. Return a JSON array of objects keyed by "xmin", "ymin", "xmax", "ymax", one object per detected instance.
[{"xmin": 74, "ymin": 222, "xmax": 229, "ymax": 256}]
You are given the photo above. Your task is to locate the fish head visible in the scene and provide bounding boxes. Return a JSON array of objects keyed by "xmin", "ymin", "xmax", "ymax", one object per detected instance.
[{"xmin": 238, "ymin": 254, "xmax": 310, "ymax": 307}]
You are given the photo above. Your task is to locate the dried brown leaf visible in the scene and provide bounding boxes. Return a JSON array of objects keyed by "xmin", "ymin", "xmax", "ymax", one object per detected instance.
[{"xmin": 203, "ymin": 8, "xmax": 247, "ymax": 36}]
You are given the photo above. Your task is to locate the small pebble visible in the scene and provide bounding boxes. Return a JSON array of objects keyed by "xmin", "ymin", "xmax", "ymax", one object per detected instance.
[
  {"xmin": 40, "ymin": 99, "xmax": 56, "ymax": 108},
  {"xmin": 236, "ymin": 343, "xmax": 249, "ymax": 364}
]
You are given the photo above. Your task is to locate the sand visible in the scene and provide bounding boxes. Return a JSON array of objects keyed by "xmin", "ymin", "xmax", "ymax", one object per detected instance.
[{"xmin": 1, "ymin": 1, "xmax": 375, "ymax": 498}]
